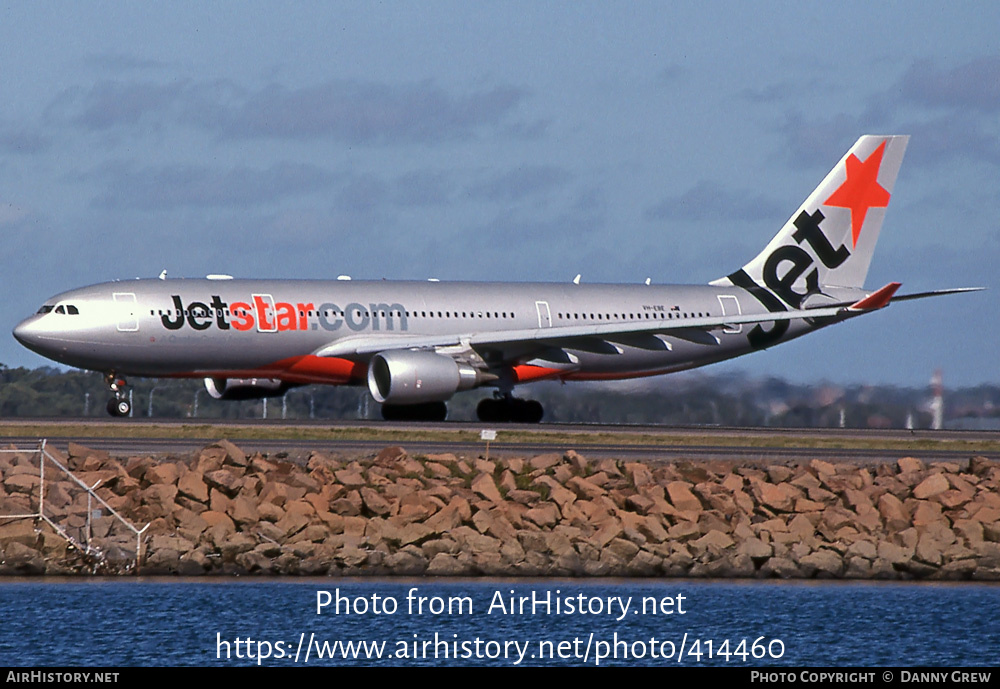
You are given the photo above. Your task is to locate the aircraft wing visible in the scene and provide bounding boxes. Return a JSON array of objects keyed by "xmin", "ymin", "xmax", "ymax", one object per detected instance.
[{"xmin": 312, "ymin": 287, "xmax": 902, "ymax": 361}]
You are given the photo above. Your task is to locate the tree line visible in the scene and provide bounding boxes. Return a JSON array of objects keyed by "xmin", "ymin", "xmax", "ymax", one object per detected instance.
[{"xmin": 1, "ymin": 364, "xmax": 998, "ymax": 429}]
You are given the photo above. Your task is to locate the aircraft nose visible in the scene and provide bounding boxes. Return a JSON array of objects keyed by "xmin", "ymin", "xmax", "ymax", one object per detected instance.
[{"xmin": 12, "ymin": 317, "xmax": 41, "ymax": 348}]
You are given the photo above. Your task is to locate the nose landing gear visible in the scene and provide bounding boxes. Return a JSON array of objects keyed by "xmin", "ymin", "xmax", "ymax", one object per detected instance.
[{"xmin": 104, "ymin": 373, "xmax": 131, "ymax": 417}]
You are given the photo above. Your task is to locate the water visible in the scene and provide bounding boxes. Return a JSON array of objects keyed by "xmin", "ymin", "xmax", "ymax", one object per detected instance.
[{"xmin": 0, "ymin": 579, "xmax": 996, "ymax": 666}]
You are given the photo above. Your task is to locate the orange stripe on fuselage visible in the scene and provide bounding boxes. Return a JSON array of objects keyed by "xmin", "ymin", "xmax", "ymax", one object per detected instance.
[{"xmin": 166, "ymin": 355, "xmax": 366, "ymax": 385}]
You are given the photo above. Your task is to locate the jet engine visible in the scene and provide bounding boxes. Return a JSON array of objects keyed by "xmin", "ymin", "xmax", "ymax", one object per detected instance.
[
  {"xmin": 367, "ymin": 350, "xmax": 483, "ymax": 405},
  {"xmin": 204, "ymin": 377, "xmax": 290, "ymax": 400}
]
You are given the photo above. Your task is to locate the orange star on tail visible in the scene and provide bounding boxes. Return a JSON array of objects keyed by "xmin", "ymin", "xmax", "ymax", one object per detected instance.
[{"xmin": 824, "ymin": 139, "xmax": 890, "ymax": 247}]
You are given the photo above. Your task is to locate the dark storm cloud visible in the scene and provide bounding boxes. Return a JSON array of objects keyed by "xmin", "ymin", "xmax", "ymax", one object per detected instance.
[
  {"xmin": 51, "ymin": 77, "xmax": 528, "ymax": 144},
  {"xmin": 644, "ymin": 180, "xmax": 783, "ymax": 223},
  {"xmin": 900, "ymin": 56, "xmax": 1000, "ymax": 113},
  {"xmin": 466, "ymin": 165, "xmax": 572, "ymax": 202},
  {"xmin": 89, "ymin": 161, "xmax": 336, "ymax": 209}
]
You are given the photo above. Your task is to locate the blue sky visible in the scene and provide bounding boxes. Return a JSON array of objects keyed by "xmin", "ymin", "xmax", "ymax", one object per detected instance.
[{"xmin": 2, "ymin": 2, "xmax": 997, "ymax": 388}]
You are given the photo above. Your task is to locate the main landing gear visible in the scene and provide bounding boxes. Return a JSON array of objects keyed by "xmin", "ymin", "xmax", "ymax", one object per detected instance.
[
  {"xmin": 477, "ymin": 393, "xmax": 544, "ymax": 424},
  {"xmin": 104, "ymin": 373, "xmax": 131, "ymax": 417},
  {"xmin": 380, "ymin": 401, "xmax": 448, "ymax": 422}
]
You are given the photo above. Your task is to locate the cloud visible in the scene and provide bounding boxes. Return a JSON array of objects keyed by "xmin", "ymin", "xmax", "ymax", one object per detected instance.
[
  {"xmin": 48, "ymin": 79, "xmax": 194, "ymax": 130},
  {"xmin": 83, "ymin": 53, "xmax": 174, "ymax": 73},
  {"xmin": 391, "ymin": 170, "xmax": 454, "ymax": 207},
  {"xmin": 333, "ymin": 174, "xmax": 389, "ymax": 213},
  {"xmin": 739, "ymin": 78, "xmax": 824, "ymax": 105},
  {"xmin": 0, "ymin": 123, "xmax": 50, "ymax": 154},
  {"xmin": 644, "ymin": 180, "xmax": 783, "ymax": 223},
  {"xmin": 51, "ymin": 77, "xmax": 529, "ymax": 144},
  {"xmin": 776, "ymin": 112, "xmax": 879, "ymax": 168},
  {"xmin": 334, "ymin": 169, "xmax": 460, "ymax": 212},
  {"xmin": 655, "ymin": 65, "xmax": 686, "ymax": 85},
  {"xmin": 0, "ymin": 201, "xmax": 32, "ymax": 226},
  {"xmin": 900, "ymin": 56, "xmax": 1000, "ymax": 113},
  {"xmin": 208, "ymin": 80, "xmax": 528, "ymax": 143},
  {"xmin": 774, "ymin": 56, "xmax": 1000, "ymax": 168},
  {"xmin": 466, "ymin": 165, "xmax": 572, "ymax": 202},
  {"xmin": 88, "ymin": 161, "xmax": 336, "ymax": 209},
  {"xmin": 740, "ymin": 83, "xmax": 798, "ymax": 104},
  {"xmin": 903, "ymin": 113, "xmax": 1000, "ymax": 165},
  {"xmin": 777, "ymin": 109, "xmax": 1000, "ymax": 168}
]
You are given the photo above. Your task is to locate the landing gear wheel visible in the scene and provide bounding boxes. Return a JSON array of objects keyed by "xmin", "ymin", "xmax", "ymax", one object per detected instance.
[
  {"xmin": 522, "ymin": 400, "xmax": 544, "ymax": 424},
  {"xmin": 476, "ymin": 398, "xmax": 502, "ymax": 423},
  {"xmin": 106, "ymin": 398, "xmax": 131, "ymax": 417},
  {"xmin": 476, "ymin": 396, "xmax": 543, "ymax": 423},
  {"xmin": 380, "ymin": 401, "xmax": 448, "ymax": 422},
  {"xmin": 103, "ymin": 372, "xmax": 130, "ymax": 417}
]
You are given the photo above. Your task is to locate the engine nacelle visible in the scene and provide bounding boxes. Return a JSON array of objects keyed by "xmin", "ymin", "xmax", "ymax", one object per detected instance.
[
  {"xmin": 204, "ymin": 377, "xmax": 290, "ymax": 401},
  {"xmin": 367, "ymin": 350, "xmax": 481, "ymax": 405}
]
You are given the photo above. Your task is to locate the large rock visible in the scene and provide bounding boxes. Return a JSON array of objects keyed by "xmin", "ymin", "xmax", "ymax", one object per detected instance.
[
  {"xmin": 666, "ymin": 481, "xmax": 702, "ymax": 513},
  {"xmin": 913, "ymin": 474, "xmax": 949, "ymax": 500},
  {"xmin": 471, "ymin": 474, "xmax": 503, "ymax": 503}
]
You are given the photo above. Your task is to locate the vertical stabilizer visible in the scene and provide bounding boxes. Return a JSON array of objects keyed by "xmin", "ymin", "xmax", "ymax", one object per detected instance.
[{"xmin": 713, "ymin": 135, "xmax": 909, "ymax": 302}]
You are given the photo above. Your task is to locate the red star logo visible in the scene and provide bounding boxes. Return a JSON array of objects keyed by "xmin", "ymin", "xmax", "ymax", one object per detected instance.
[{"xmin": 823, "ymin": 139, "xmax": 890, "ymax": 248}]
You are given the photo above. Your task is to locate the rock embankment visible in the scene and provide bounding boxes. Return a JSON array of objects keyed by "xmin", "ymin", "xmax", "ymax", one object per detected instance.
[{"xmin": 1, "ymin": 441, "xmax": 998, "ymax": 579}]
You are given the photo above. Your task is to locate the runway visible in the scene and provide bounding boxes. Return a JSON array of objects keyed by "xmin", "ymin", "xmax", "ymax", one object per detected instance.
[{"xmin": 1, "ymin": 418, "xmax": 997, "ymax": 464}]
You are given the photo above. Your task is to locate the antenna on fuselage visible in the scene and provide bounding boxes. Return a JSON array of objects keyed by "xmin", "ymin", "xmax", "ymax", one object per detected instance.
[
  {"xmin": 158, "ymin": 270, "xmax": 167, "ymax": 280},
  {"xmin": 573, "ymin": 274, "xmax": 581, "ymax": 285},
  {"xmin": 644, "ymin": 278, "xmax": 651, "ymax": 285}
]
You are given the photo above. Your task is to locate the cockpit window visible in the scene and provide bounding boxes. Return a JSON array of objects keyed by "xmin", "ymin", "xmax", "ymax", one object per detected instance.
[
  {"xmin": 37, "ymin": 305, "xmax": 54, "ymax": 314},
  {"xmin": 67, "ymin": 305, "xmax": 79, "ymax": 315},
  {"xmin": 55, "ymin": 305, "xmax": 66, "ymax": 314}
]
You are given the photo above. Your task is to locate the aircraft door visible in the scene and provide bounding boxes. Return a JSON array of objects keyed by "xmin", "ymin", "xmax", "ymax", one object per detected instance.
[
  {"xmin": 717, "ymin": 294, "xmax": 742, "ymax": 334},
  {"xmin": 252, "ymin": 294, "xmax": 278, "ymax": 332},
  {"xmin": 535, "ymin": 301, "xmax": 552, "ymax": 328},
  {"xmin": 113, "ymin": 292, "xmax": 138, "ymax": 332}
]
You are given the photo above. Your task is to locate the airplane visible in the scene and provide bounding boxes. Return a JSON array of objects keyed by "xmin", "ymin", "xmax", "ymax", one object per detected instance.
[{"xmin": 12, "ymin": 135, "xmax": 979, "ymax": 422}]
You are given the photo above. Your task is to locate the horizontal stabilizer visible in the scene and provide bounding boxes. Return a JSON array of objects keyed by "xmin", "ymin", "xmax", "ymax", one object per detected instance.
[
  {"xmin": 848, "ymin": 282, "xmax": 901, "ymax": 311},
  {"xmin": 891, "ymin": 287, "xmax": 985, "ymax": 302}
]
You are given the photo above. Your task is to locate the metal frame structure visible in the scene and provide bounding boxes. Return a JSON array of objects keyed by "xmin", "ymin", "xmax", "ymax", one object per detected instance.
[{"xmin": 0, "ymin": 440, "xmax": 148, "ymax": 572}]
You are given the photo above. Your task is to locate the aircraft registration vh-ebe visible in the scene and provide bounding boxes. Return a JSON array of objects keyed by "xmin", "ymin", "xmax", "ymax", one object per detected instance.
[{"xmin": 13, "ymin": 135, "xmax": 979, "ymax": 422}]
